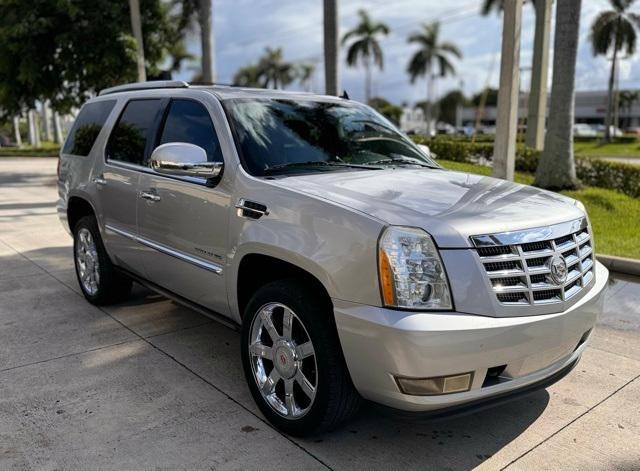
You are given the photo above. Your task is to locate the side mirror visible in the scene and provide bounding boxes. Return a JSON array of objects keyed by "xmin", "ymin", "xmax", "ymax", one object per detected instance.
[
  {"xmin": 418, "ymin": 144, "xmax": 433, "ymax": 158},
  {"xmin": 150, "ymin": 142, "xmax": 223, "ymax": 179}
]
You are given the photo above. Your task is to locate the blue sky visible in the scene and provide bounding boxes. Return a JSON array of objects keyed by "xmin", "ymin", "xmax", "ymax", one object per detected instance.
[{"xmin": 174, "ymin": 0, "xmax": 640, "ymax": 105}]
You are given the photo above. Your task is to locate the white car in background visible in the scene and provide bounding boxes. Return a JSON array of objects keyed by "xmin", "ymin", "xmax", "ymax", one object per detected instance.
[{"xmin": 573, "ymin": 123, "xmax": 598, "ymax": 138}]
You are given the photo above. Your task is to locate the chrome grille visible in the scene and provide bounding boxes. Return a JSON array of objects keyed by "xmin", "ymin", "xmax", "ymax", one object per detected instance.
[{"xmin": 472, "ymin": 219, "xmax": 595, "ymax": 306}]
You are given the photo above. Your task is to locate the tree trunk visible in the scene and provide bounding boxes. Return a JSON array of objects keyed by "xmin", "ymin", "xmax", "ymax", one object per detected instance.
[
  {"xmin": 604, "ymin": 36, "xmax": 618, "ymax": 142},
  {"xmin": 27, "ymin": 110, "xmax": 37, "ymax": 146},
  {"xmin": 128, "ymin": 0, "xmax": 146, "ymax": 82},
  {"xmin": 323, "ymin": 0, "xmax": 339, "ymax": 95},
  {"xmin": 492, "ymin": 0, "xmax": 522, "ymax": 181},
  {"xmin": 53, "ymin": 112, "xmax": 64, "ymax": 145},
  {"xmin": 13, "ymin": 116, "xmax": 22, "ymax": 147},
  {"xmin": 42, "ymin": 101, "xmax": 53, "ymax": 142},
  {"xmin": 198, "ymin": 0, "xmax": 214, "ymax": 83},
  {"xmin": 525, "ymin": 0, "xmax": 552, "ymax": 150},
  {"xmin": 364, "ymin": 56, "xmax": 371, "ymax": 104},
  {"xmin": 534, "ymin": 0, "xmax": 581, "ymax": 190}
]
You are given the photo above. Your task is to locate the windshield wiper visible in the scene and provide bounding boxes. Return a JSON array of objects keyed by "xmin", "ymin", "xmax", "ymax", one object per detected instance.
[
  {"xmin": 364, "ymin": 156, "xmax": 436, "ymax": 168},
  {"xmin": 264, "ymin": 161, "xmax": 381, "ymax": 174}
]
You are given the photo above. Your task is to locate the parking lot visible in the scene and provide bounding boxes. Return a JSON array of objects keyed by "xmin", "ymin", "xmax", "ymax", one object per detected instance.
[{"xmin": 1, "ymin": 157, "xmax": 639, "ymax": 470}]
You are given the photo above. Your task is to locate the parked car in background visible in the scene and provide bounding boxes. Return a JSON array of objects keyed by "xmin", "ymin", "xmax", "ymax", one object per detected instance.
[
  {"xmin": 593, "ymin": 124, "xmax": 623, "ymax": 137},
  {"xmin": 573, "ymin": 123, "xmax": 598, "ymax": 138},
  {"xmin": 57, "ymin": 81, "xmax": 608, "ymax": 437}
]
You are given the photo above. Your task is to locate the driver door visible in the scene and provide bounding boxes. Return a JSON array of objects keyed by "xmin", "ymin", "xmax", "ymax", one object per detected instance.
[{"xmin": 137, "ymin": 98, "xmax": 232, "ymax": 317}]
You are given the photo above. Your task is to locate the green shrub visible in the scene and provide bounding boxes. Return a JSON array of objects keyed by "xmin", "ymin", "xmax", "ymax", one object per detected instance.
[{"xmin": 411, "ymin": 135, "xmax": 639, "ymax": 199}]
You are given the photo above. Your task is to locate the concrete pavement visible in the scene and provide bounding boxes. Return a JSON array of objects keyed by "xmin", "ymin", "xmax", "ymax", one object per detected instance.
[{"xmin": 1, "ymin": 157, "xmax": 639, "ymax": 470}]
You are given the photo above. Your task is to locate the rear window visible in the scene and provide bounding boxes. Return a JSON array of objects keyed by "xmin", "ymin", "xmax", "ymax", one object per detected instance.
[
  {"xmin": 106, "ymin": 99, "xmax": 163, "ymax": 165},
  {"xmin": 62, "ymin": 100, "xmax": 116, "ymax": 156}
]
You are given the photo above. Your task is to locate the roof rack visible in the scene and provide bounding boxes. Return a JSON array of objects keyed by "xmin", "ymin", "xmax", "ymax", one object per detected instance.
[{"xmin": 99, "ymin": 80, "xmax": 190, "ymax": 96}]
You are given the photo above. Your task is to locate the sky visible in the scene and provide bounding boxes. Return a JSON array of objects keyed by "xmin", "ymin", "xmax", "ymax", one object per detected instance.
[{"xmin": 174, "ymin": 0, "xmax": 640, "ymax": 105}]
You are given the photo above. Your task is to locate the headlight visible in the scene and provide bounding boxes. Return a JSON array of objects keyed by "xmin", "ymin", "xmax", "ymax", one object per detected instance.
[
  {"xmin": 378, "ymin": 226, "xmax": 452, "ymax": 310},
  {"xmin": 574, "ymin": 199, "xmax": 587, "ymax": 214}
]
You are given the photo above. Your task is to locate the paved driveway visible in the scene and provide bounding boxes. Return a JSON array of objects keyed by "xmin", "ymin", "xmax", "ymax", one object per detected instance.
[{"xmin": 1, "ymin": 157, "xmax": 639, "ymax": 470}]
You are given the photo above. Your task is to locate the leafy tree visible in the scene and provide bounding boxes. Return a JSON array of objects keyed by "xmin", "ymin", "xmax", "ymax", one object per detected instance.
[
  {"xmin": 534, "ymin": 0, "xmax": 582, "ymax": 190},
  {"xmin": 297, "ymin": 63, "xmax": 316, "ymax": 92},
  {"xmin": 437, "ymin": 90, "xmax": 468, "ymax": 125},
  {"xmin": 368, "ymin": 97, "xmax": 403, "ymax": 124},
  {"xmin": 341, "ymin": 10, "xmax": 390, "ymax": 103},
  {"xmin": 233, "ymin": 64, "xmax": 262, "ymax": 87},
  {"xmin": 590, "ymin": 0, "xmax": 640, "ymax": 141},
  {"xmin": 471, "ymin": 88, "xmax": 499, "ymax": 107},
  {"xmin": 406, "ymin": 22, "xmax": 462, "ymax": 134},
  {"xmin": 0, "ymin": 0, "xmax": 176, "ymax": 118}
]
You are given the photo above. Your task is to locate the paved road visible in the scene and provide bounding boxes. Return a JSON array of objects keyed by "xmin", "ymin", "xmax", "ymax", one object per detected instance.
[{"xmin": 1, "ymin": 157, "xmax": 639, "ymax": 470}]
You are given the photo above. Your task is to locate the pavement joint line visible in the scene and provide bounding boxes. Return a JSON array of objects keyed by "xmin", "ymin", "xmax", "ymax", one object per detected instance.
[
  {"xmin": 0, "ymin": 339, "xmax": 141, "ymax": 375},
  {"xmin": 2, "ymin": 237, "xmax": 334, "ymax": 470},
  {"xmin": 501, "ymin": 373, "xmax": 640, "ymax": 470}
]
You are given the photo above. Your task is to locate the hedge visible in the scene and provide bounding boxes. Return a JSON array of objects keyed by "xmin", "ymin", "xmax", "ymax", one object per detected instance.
[{"xmin": 411, "ymin": 136, "xmax": 639, "ymax": 199}]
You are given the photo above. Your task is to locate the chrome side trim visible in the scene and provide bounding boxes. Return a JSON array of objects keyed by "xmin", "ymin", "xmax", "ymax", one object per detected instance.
[
  {"xmin": 470, "ymin": 217, "xmax": 588, "ymax": 247},
  {"xmin": 105, "ymin": 224, "xmax": 223, "ymax": 275}
]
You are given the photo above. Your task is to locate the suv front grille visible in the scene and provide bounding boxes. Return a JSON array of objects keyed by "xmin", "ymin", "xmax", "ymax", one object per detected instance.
[{"xmin": 473, "ymin": 221, "xmax": 594, "ymax": 306}]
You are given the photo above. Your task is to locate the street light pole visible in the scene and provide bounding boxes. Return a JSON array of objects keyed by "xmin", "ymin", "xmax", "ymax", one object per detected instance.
[
  {"xmin": 492, "ymin": 0, "xmax": 522, "ymax": 181},
  {"xmin": 323, "ymin": 0, "xmax": 339, "ymax": 96}
]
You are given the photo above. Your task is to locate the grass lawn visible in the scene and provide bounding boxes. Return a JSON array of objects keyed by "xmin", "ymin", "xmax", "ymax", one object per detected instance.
[
  {"xmin": 574, "ymin": 140, "xmax": 640, "ymax": 158},
  {"xmin": 0, "ymin": 142, "xmax": 60, "ymax": 157},
  {"xmin": 439, "ymin": 159, "xmax": 640, "ymax": 260}
]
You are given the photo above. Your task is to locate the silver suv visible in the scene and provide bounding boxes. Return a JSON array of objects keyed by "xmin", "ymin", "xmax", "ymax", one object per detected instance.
[{"xmin": 57, "ymin": 81, "xmax": 608, "ymax": 436}]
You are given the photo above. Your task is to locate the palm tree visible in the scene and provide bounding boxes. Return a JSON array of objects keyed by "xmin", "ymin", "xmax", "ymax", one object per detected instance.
[
  {"xmin": 323, "ymin": 0, "xmax": 339, "ymax": 95},
  {"xmin": 341, "ymin": 10, "xmax": 389, "ymax": 103},
  {"xmin": 406, "ymin": 22, "xmax": 462, "ymax": 135},
  {"xmin": 257, "ymin": 47, "xmax": 295, "ymax": 89},
  {"xmin": 590, "ymin": 0, "xmax": 640, "ymax": 142},
  {"xmin": 297, "ymin": 63, "xmax": 316, "ymax": 92},
  {"xmin": 175, "ymin": 0, "xmax": 216, "ymax": 83},
  {"xmin": 128, "ymin": 0, "xmax": 146, "ymax": 81},
  {"xmin": 534, "ymin": 0, "xmax": 582, "ymax": 190},
  {"xmin": 619, "ymin": 90, "xmax": 639, "ymax": 126}
]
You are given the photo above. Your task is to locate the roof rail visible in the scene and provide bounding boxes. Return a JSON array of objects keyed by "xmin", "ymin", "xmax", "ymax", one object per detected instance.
[{"xmin": 99, "ymin": 80, "xmax": 190, "ymax": 96}]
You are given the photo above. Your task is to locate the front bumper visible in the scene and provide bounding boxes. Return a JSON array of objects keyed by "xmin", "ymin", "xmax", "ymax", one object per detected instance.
[{"xmin": 334, "ymin": 261, "xmax": 608, "ymax": 412}]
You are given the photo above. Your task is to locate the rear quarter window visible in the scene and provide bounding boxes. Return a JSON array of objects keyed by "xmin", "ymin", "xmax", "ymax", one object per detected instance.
[{"xmin": 62, "ymin": 100, "xmax": 116, "ymax": 156}]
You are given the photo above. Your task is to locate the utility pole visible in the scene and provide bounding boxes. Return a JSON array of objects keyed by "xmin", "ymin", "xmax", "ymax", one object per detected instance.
[
  {"xmin": 492, "ymin": 0, "xmax": 522, "ymax": 181},
  {"xmin": 129, "ymin": 0, "xmax": 146, "ymax": 82},
  {"xmin": 525, "ymin": 0, "xmax": 552, "ymax": 150},
  {"xmin": 323, "ymin": 0, "xmax": 339, "ymax": 95}
]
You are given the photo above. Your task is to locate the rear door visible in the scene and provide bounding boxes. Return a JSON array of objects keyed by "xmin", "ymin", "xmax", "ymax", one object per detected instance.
[
  {"xmin": 99, "ymin": 98, "xmax": 165, "ymax": 274},
  {"xmin": 137, "ymin": 98, "xmax": 232, "ymax": 316}
]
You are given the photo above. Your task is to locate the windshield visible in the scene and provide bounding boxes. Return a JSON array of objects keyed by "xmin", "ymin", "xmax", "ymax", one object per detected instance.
[{"xmin": 223, "ymin": 98, "xmax": 438, "ymax": 176}]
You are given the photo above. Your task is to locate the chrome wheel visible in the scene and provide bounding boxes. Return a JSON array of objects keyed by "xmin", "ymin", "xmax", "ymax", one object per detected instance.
[
  {"xmin": 75, "ymin": 228, "xmax": 100, "ymax": 296},
  {"xmin": 249, "ymin": 302, "xmax": 317, "ymax": 419}
]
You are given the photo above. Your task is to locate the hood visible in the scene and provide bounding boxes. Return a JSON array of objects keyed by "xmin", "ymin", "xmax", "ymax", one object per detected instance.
[{"xmin": 274, "ymin": 168, "xmax": 584, "ymax": 248}]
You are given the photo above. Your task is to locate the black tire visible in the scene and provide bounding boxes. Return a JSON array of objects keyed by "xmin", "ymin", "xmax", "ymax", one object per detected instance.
[
  {"xmin": 241, "ymin": 279, "xmax": 361, "ymax": 437},
  {"xmin": 73, "ymin": 215, "xmax": 132, "ymax": 305}
]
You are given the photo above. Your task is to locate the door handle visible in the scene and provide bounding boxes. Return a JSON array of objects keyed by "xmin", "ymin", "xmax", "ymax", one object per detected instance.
[
  {"xmin": 139, "ymin": 190, "xmax": 161, "ymax": 202},
  {"xmin": 92, "ymin": 176, "xmax": 107, "ymax": 186}
]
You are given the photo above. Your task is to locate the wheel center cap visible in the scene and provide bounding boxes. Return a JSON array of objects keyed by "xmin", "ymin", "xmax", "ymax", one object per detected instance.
[{"xmin": 273, "ymin": 341, "xmax": 297, "ymax": 379}]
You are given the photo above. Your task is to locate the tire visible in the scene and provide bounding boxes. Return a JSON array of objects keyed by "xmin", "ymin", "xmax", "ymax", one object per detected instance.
[
  {"xmin": 241, "ymin": 279, "xmax": 361, "ymax": 436},
  {"xmin": 73, "ymin": 215, "xmax": 132, "ymax": 305}
]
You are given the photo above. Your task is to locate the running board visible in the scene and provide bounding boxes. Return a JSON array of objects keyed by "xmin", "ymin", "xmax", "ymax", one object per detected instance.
[{"xmin": 116, "ymin": 267, "xmax": 240, "ymax": 332}]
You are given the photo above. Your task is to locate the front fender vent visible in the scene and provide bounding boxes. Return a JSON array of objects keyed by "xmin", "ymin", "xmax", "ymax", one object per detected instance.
[{"xmin": 235, "ymin": 199, "xmax": 268, "ymax": 219}]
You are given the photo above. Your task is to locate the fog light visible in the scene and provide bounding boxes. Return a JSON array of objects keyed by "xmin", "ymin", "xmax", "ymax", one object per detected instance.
[{"xmin": 396, "ymin": 373, "xmax": 473, "ymax": 396}]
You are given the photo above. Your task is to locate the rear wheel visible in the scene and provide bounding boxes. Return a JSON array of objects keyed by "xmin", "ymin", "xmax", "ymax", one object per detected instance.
[
  {"xmin": 241, "ymin": 279, "xmax": 361, "ymax": 436},
  {"xmin": 73, "ymin": 216, "xmax": 132, "ymax": 305}
]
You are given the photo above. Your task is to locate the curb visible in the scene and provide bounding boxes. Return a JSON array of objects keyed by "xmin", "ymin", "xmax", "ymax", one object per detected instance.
[{"xmin": 597, "ymin": 254, "xmax": 640, "ymax": 277}]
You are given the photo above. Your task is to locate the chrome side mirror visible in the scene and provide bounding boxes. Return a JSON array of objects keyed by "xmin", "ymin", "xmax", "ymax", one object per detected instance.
[{"xmin": 149, "ymin": 143, "xmax": 223, "ymax": 179}]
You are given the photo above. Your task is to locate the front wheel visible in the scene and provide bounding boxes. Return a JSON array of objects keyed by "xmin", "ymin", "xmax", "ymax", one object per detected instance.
[{"xmin": 241, "ymin": 280, "xmax": 361, "ymax": 436}]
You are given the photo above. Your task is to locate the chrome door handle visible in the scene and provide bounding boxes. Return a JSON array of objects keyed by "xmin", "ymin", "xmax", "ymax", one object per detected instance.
[
  {"xmin": 92, "ymin": 176, "xmax": 107, "ymax": 186},
  {"xmin": 139, "ymin": 190, "xmax": 161, "ymax": 202}
]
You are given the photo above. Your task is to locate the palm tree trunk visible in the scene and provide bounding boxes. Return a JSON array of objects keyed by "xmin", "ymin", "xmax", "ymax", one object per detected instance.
[
  {"xmin": 198, "ymin": 0, "xmax": 214, "ymax": 83},
  {"xmin": 426, "ymin": 72, "xmax": 433, "ymax": 136},
  {"xmin": 128, "ymin": 0, "xmax": 146, "ymax": 82},
  {"xmin": 13, "ymin": 116, "xmax": 22, "ymax": 148},
  {"xmin": 323, "ymin": 0, "xmax": 339, "ymax": 95},
  {"xmin": 534, "ymin": 0, "xmax": 581, "ymax": 190},
  {"xmin": 604, "ymin": 35, "xmax": 619, "ymax": 142},
  {"xmin": 53, "ymin": 112, "xmax": 63, "ymax": 145},
  {"xmin": 365, "ymin": 56, "xmax": 372, "ymax": 104}
]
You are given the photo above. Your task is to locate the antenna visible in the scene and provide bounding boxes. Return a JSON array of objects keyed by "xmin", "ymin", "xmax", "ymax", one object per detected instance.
[{"xmin": 341, "ymin": 90, "xmax": 350, "ymax": 100}]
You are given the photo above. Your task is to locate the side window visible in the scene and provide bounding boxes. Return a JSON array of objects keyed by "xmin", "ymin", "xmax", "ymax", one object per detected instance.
[
  {"xmin": 62, "ymin": 100, "xmax": 116, "ymax": 156},
  {"xmin": 107, "ymin": 99, "xmax": 163, "ymax": 165},
  {"xmin": 158, "ymin": 99, "xmax": 223, "ymax": 162}
]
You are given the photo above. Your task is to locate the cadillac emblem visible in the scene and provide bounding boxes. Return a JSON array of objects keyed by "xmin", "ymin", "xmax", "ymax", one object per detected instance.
[{"xmin": 549, "ymin": 254, "xmax": 568, "ymax": 285}]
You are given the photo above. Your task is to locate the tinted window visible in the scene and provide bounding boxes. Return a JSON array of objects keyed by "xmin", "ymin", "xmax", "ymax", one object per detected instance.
[
  {"xmin": 159, "ymin": 100, "xmax": 223, "ymax": 162},
  {"xmin": 62, "ymin": 100, "xmax": 116, "ymax": 156},
  {"xmin": 107, "ymin": 99, "xmax": 162, "ymax": 165},
  {"xmin": 224, "ymin": 98, "xmax": 436, "ymax": 176}
]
